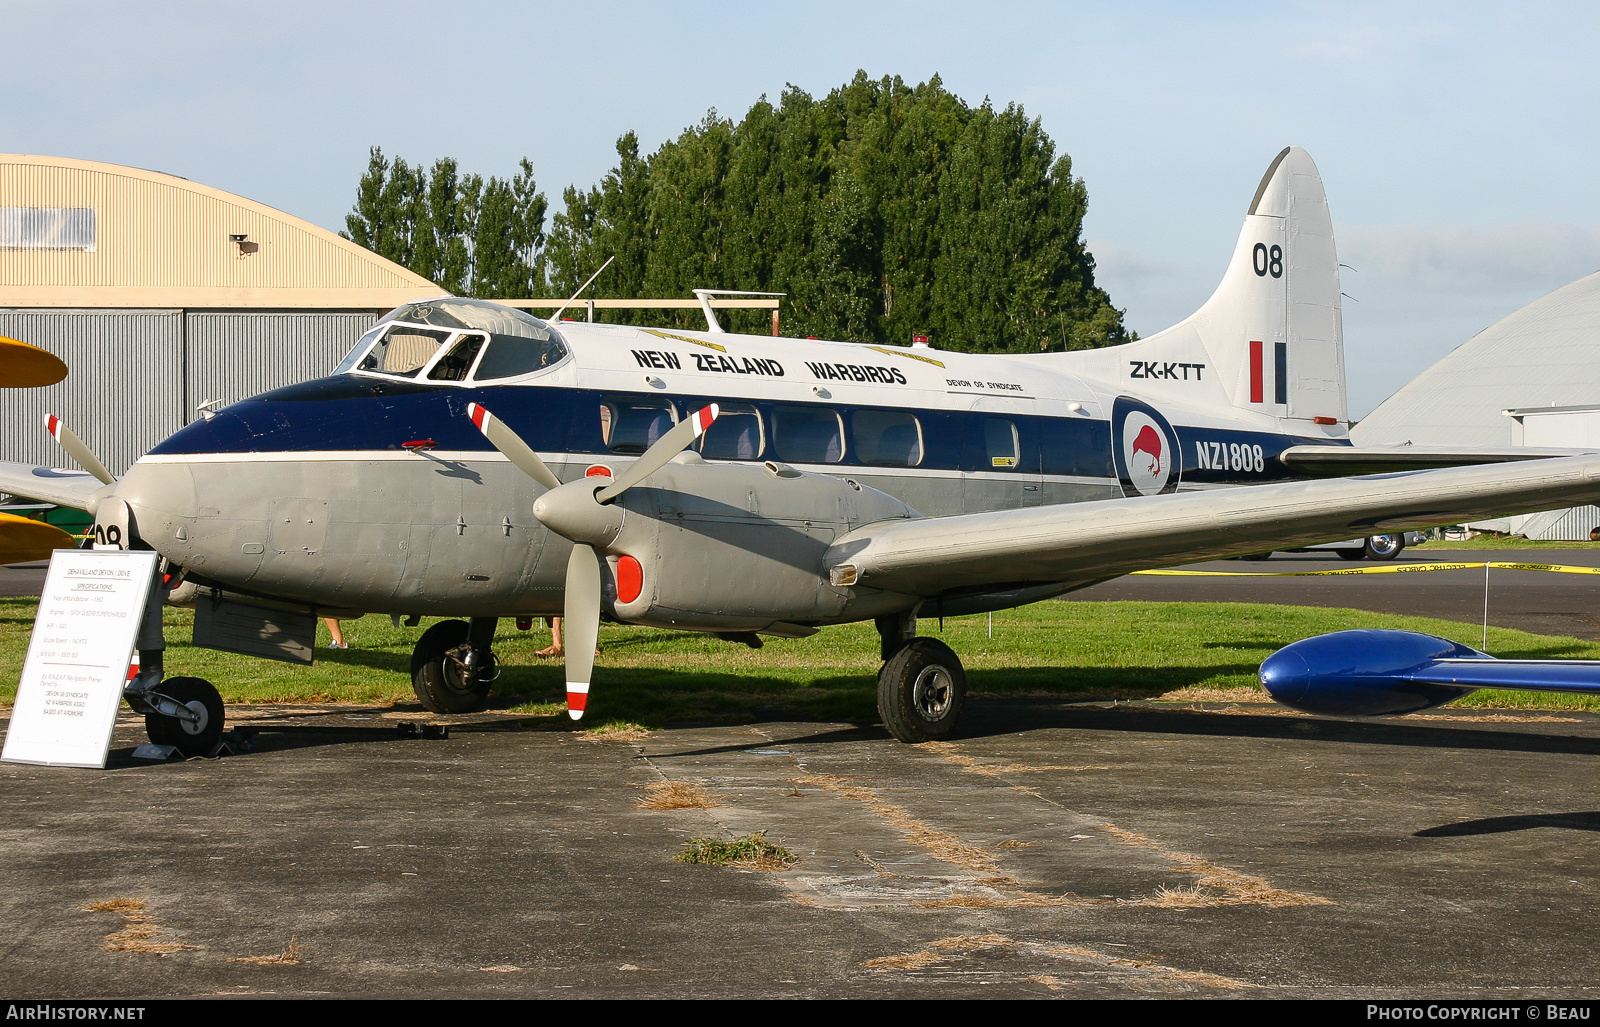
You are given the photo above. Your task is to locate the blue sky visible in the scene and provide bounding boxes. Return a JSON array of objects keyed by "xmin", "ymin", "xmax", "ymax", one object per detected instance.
[{"xmin": 5, "ymin": 1, "xmax": 1596, "ymax": 416}]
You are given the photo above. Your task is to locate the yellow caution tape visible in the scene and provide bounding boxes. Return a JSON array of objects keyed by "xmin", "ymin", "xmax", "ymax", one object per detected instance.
[
  {"xmin": 1143, "ymin": 560, "xmax": 1600, "ymax": 577},
  {"xmin": 1133, "ymin": 561, "xmax": 1600, "ymax": 578}
]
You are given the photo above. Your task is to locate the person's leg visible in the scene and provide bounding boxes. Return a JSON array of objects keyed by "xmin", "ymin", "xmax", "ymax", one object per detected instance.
[{"xmin": 536, "ymin": 617, "xmax": 563, "ymax": 657}]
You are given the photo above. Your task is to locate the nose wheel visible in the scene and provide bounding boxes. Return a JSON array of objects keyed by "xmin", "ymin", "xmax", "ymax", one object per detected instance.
[
  {"xmin": 410, "ymin": 618, "xmax": 498, "ymax": 714},
  {"xmin": 877, "ymin": 637, "xmax": 967, "ymax": 743},
  {"xmin": 141, "ymin": 676, "xmax": 226, "ymax": 758}
]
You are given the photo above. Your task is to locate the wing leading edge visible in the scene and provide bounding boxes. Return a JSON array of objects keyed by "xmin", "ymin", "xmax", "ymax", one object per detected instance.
[
  {"xmin": 828, "ymin": 455, "xmax": 1600, "ymax": 597},
  {"xmin": 0, "ymin": 461, "xmax": 110, "ymax": 512}
]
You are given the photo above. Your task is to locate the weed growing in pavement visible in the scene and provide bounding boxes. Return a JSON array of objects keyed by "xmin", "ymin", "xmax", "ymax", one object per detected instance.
[{"xmin": 675, "ymin": 832, "xmax": 796, "ymax": 870}]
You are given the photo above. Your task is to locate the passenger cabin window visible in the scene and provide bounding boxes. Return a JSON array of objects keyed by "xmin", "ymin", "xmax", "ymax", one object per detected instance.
[
  {"xmin": 357, "ymin": 324, "xmax": 452, "ymax": 378},
  {"xmin": 427, "ymin": 332, "xmax": 486, "ymax": 381},
  {"xmin": 697, "ymin": 402, "xmax": 764, "ymax": 459},
  {"xmin": 602, "ymin": 397, "xmax": 677, "ymax": 454},
  {"xmin": 985, "ymin": 418, "xmax": 1020, "ymax": 469},
  {"xmin": 852, "ymin": 410, "xmax": 923, "ymax": 467},
  {"xmin": 772, "ymin": 405, "xmax": 844, "ymax": 464}
]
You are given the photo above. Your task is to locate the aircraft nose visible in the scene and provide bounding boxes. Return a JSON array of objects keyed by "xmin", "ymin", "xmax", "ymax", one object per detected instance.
[{"xmin": 113, "ymin": 456, "xmax": 200, "ymax": 549}]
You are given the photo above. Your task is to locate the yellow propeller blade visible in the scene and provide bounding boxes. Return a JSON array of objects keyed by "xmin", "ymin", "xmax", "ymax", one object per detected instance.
[
  {"xmin": 0, "ymin": 512, "xmax": 77, "ymax": 564},
  {"xmin": 0, "ymin": 337, "xmax": 68, "ymax": 389}
]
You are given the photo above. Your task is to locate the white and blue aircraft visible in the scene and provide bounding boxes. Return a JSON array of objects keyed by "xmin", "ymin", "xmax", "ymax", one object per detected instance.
[{"xmin": 7, "ymin": 146, "xmax": 1600, "ymax": 754}]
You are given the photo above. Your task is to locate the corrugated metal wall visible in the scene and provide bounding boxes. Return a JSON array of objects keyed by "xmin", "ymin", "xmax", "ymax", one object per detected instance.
[
  {"xmin": 1529, "ymin": 505, "xmax": 1600, "ymax": 542},
  {"xmin": 0, "ymin": 309, "xmax": 183, "ymax": 475},
  {"xmin": 186, "ymin": 312, "xmax": 375, "ymax": 409},
  {"xmin": 0, "ymin": 309, "xmax": 377, "ymax": 477}
]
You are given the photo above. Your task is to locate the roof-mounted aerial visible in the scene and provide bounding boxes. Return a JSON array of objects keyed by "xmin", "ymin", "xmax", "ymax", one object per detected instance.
[{"xmin": 692, "ymin": 289, "xmax": 786, "ymax": 334}]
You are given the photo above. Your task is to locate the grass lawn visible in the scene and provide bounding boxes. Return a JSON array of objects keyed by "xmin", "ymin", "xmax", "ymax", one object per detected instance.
[{"xmin": 3, "ymin": 597, "xmax": 1598, "ymax": 724}]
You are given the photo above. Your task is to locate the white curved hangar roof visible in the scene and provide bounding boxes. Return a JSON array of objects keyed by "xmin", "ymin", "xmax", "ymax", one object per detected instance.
[
  {"xmin": 1352, "ymin": 269, "xmax": 1600, "ymax": 447},
  {"xmin": 0, "ymin": 154, "xmax": 438, "ymax": 308}
]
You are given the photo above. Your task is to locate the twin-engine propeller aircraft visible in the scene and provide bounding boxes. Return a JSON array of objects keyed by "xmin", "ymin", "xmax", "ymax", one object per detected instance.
[{"xmin": 5, "ymin": 146, "xmax": 1600, "ymax": 755}]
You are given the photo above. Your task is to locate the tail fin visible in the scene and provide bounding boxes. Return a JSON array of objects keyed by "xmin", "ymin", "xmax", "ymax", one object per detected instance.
[{"xmin": 1070, "ymin": 147, "xmax": 1347, "ymax": 432}]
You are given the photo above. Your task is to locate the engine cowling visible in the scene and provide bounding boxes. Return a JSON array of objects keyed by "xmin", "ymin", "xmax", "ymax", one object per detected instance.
[
  {"xmin": 589, "ymin": 455, "xmax": 919, "ymax": 634},
  {"xmin": 1259, "ymin": 629, "xmax": 1484, "ymax": 716}
]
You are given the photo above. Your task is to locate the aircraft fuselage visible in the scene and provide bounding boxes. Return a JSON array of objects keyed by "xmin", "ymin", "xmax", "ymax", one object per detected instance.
[{"xmin": 116, "ymin": 319, "xmax": 1335, "ymax": 619}]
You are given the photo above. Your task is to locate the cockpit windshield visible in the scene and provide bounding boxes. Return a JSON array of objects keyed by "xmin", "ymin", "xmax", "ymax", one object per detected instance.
[{"xmin": 334, "ymin": 298, "xmax": 569, "ymax": 383}]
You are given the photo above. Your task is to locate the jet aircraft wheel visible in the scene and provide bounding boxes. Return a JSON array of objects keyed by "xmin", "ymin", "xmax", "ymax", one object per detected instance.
[
  {"xmin": 878, "ymin": 637, "xmax": 966, "ymax": 744},
  {"xmin": 1336, "ymin": 548, "xmax": 1368, "ymax": 561},
  {"xmin": 411, "ymin": 619, "xmax": 494, "ymax": 714},
  {"xmin": 144, "ymin": 677, "xmax": 225, "ymax": 758},
  {"xmin": 1364, "ymin": 534, "xmax": 1404, "ymax": 561}
]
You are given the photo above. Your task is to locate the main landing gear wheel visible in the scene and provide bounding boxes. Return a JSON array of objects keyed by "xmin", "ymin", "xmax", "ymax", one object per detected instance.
[
  {"xmin": 144, "ymin": 677, "xmax": 225, "ymax": 758},
  {"xmin": 878, "ymin": 637, "xmax": 966, "ymax": 743},
  {"xmin": 1364, "ymin": 534, "xmax": 1404, "ymax": 561},
  {"xmin": 1336, "ymin": 547, "xmax": 1368, "ymax": 561},
  {"xmin": 411, "ymin": 619, "xmax": 495, "ymax": 714}
]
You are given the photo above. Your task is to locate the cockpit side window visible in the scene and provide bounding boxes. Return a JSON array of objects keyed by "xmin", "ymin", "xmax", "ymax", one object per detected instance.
[
  {"xmin": 427, "ymin": 332, "xmax": 487, "ymax": 382},
  {"xmin": 472, "ymin": 331, "xmax": 569, "ymax": 380},
  {"xmin": 356, "ymin": 324, "xmax": 453, "ymax": 378}
]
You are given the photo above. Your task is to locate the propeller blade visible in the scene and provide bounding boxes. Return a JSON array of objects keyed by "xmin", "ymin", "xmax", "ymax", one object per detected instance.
[
  {"xmin": 44, "ymin": 414, "xmax": 114, "ymax": 484},
  {"xmin": 0, "ymin": 337, "xmax": 68, "ymax": 388},
  {"xmin": 596, "ymin": 404, "xmax": 719, "ymax": 502},
  {"xmin": 466, "ymin": 402, "xmax": 562, "ymax": 491},
  {"xmin": 563, "ymin": 543, "xmax": 603, "ymax": 720}
]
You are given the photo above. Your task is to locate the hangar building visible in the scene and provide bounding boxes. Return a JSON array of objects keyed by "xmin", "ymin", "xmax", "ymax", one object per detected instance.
[
  {"xmin": 1, "ymin": 154, "xmax": 439, "ymax": 475},
  {"xmin": 1352, "ymin": 269, "xmax": 1600, "ymax": 539}
]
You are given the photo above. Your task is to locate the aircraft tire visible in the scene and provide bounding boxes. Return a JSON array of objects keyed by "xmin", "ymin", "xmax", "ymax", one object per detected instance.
[
  {"xmin": 1336, "ymin": 548, "xmax": 1368, "ymax": 561},
  {"xmin": 411, "ymin": 619, "xmax": 493, "ymax": 714},
  {"xmin": 878, "ymin": 637, "xmax": 966, "ymax": 743},
  {"xmin": 1364, "ymin": 534, "xmax": 1404, "ymax": 561},
  {"xmin": 144, "ymin": 677, "xmax": 225, "ymax": 757}
]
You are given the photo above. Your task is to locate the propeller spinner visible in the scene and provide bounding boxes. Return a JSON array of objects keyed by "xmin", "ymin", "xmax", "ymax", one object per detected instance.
[{"xmin": 467, "ymin": 402, "xmax": 720, "ymax": 719}]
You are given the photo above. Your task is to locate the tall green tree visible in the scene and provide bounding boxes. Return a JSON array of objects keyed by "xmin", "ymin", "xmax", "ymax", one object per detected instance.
[
  {"xmin": 345, "ymin": 73, "xmax": 1129, "ymax": 351},
  {"xmin": 342, "ymin": 149, "xmax": 546, "ymax": 300}
]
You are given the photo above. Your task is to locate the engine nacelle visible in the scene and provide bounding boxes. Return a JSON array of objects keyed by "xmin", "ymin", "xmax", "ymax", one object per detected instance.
[
  {"xmin": 603, "ymin": 455, "xmax": 918, "ymax": 634},
  {"xmin": 1259, "ymin": 629, "xmax": 1483, "ymax": 716}
]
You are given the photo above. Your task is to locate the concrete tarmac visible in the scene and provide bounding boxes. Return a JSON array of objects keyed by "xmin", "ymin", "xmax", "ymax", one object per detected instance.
[
  {"xmin": 5, "ymin": 547, "xmax": 1600, "ymax": 999},
  {"xmin": 3, "ymin": 699, "xmax": 1600, "ymax": 999}
]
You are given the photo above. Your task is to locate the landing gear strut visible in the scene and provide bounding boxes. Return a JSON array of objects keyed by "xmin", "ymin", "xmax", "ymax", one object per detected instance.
[
  {"xmin": 411, "ymin": 617, "xmax": 499, "ymax": 714},
  {"xmin": 875, "ymin": 612, "xmax": 967, "ymax": 743},
  {"xmin": 122, "ymin": 565, "xmax": 226, "ymax": 757}
]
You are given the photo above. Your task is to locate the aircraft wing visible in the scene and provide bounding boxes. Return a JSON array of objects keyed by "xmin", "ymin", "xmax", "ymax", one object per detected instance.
[
  {"xmin": 830, "ymin": 455, "xmax": 1600, "ymax": 597},
  {"xmin": 0, "ymin": 462, "xmax": 109, "ymax": 512},
  {"xmin": 1279, "ymin": 445, "xmax": 1599, "ymax": 477}
]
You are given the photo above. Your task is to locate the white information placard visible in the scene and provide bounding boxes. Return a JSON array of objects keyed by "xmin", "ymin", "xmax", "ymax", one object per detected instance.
[{"xmin": 2, "ymin": 549, "xmax": 157, "ymax": 768}]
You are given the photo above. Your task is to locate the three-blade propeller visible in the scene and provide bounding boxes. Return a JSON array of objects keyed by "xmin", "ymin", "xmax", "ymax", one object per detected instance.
[{"xmin": 466, "ymin": 401, "xmax": 719, "ymax": 719}]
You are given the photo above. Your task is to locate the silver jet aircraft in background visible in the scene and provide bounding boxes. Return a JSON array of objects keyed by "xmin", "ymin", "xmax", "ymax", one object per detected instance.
[{"xmin": 6, "ymin": 147, "xmax": 1598, "ymax": 755}]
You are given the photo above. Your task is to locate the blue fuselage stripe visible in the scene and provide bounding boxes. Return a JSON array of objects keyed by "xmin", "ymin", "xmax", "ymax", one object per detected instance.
[{"xmin": 149, "ymin": 375, "xmax": 1334, "ymax": 485}]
